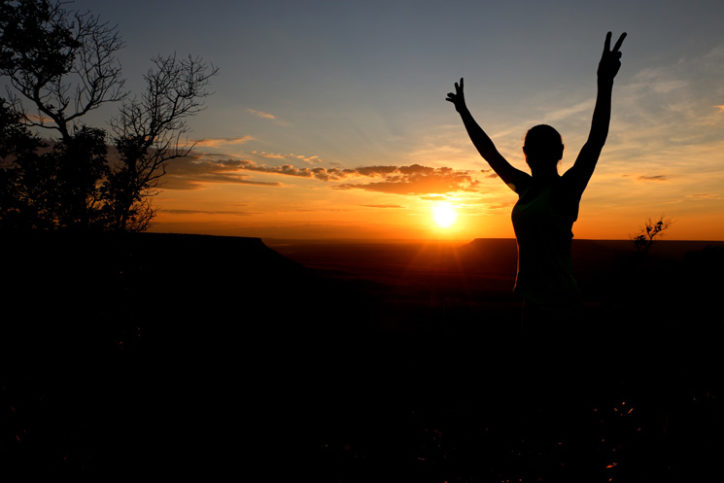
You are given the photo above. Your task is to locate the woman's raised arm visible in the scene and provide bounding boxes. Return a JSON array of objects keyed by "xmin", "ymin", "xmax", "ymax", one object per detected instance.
[
  {"xmin": 446, "ymin": 78, "xmax": 529, "ymax": 192},
  {"xmin": 565, "ymin": 32, "xmax": 626, "ymax": 195}
]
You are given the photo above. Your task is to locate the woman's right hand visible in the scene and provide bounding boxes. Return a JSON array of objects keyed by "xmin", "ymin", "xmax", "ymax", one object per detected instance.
[{"xmin": 446, "ymin": 77, "xmax": 467, "ymax": 113}]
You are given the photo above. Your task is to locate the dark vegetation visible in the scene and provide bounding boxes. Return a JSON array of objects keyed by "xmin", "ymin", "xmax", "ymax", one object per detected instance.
[
  {"xmin": 0, "ymin": 0, "xmax": 216, "ymax": 232},
  {"xmin": 633, "ymin": 217, "xmax": 671, "ymax": 255},
  {"xmin": 2, "ymin": 233, "xmax": 723, "ymax": 480}
]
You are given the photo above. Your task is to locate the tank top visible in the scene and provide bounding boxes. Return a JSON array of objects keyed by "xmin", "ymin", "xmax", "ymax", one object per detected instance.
[{"xmin": 511, "ymin": 177, "xmax": 581, "ymax": 304}]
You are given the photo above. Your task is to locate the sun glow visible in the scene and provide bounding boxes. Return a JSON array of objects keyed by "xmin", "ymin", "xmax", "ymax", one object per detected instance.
[{"xmin": 432, "ymin": 202, "xmax": 458, "ymax": 229}]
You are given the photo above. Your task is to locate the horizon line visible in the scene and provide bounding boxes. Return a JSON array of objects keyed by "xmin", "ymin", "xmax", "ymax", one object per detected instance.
[{"xmin": 144, "ymin": 231, "xmax": 724, "ymax": 244}]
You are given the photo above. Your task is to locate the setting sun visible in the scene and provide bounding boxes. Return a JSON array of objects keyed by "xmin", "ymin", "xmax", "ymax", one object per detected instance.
[{"xmin": 432, "ymin": 203, "xmax": 458, "ymax": 229}]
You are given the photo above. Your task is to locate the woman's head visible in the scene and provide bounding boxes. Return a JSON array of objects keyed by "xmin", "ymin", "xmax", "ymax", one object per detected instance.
[{"xmin": 523, "ymin": 124, "xmax": 564, "ymax": 172}]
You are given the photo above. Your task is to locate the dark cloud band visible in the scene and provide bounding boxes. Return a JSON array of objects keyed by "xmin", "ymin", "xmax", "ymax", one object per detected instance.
[{"xmin": 161, "ymin": 155, "xmax": 479, "ymax": 195}]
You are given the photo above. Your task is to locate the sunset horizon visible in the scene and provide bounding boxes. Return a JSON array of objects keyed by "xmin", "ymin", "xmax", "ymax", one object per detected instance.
[{"xmin": 5, "ymin": 0, "xmax": 722, "ymax": 241}]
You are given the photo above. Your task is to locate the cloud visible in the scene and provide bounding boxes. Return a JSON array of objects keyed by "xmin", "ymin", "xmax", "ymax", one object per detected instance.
[
  {"xmin": 484, "ymin": 201, "xmax": 514, "ymax": 210},
  {"xmin": 160, "ymin": 155, "xmax": 281, "ymax": 190},
  {"xmin": 251, "ymin": 150, "xmax": 322, "ymax": 164},
  {"xmin": 161, "ymin": 156, "xmax": 479, "ymax": 196},
  {"xmin": 241, "ymin": 162, "xmax": 336, "ymax": 180},
  {"xmin": 247, "ymin": 108, "xmax": 276, "ymax": 120},
  {"xmin": 687, "ymin": 193, "xmax": 721, "ymax": 200},
  {"xmin": 543, "ymin": 99, "xmax": 594, "ymax": 123},
  {"xmin": 238, "ymin": 161, "xmax": 479, "ymax": 194},
  {"xmin": 23, "ymin": 113, "xmax": 53, "ymax": 124},
  {"xmin": 159, "ymin": 209, "xmax": 252, "ymax": 216},
  {"xmin": 652, "ymin": 79, "xmax": 688, "ymax": 94},
  {"xmin": 361, "ymin": 204, "xmax": 404, "ymax": 209},
  {"xmin": 251, "ymin": 150, "xmax": 286, "ymax": 160},
  {"xmin": 161, "ymin": 155, "xmax": 338, "ymax": 187},
  {"xmin": 190, "ymin": 136, "xmax": 254, "ymax": 148},
  {"xmin": 637, "ymin": 175, "xmax": 669, "ymax": 182},
  {"xmin": 336, "ymin": 164, "xmax": 479, "ymax": 195},
  {"xmin": 291, "ymin": 153, "xmax": 321, "ymax": 164}
]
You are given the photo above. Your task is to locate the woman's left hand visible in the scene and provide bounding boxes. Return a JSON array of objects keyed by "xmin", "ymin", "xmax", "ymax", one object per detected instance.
[
  {"xmin": 446, "ymin": 77, "xmax": 467, "ymax": 112},
  {"xmin": 598, "ymin": 32, "xmax": 626, "ymax": 83}
]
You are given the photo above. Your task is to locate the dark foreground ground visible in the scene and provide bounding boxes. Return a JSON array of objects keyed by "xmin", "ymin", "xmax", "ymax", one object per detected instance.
[{"xmin": 1, "ymin": 233, "xmax": 723, "ymax": 480}]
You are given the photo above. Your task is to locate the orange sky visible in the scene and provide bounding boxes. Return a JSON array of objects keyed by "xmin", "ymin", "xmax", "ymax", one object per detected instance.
[
  {"xmin": 148, "ymin": 92, "xmax": 724, "ymax": 241},
  {"xmin": 148, "ymin": 132, "xmax": 724, "ymax": 241},
  {"xmin": 69, "ymin": 1, "xmax": 724, "ymax": 242}
]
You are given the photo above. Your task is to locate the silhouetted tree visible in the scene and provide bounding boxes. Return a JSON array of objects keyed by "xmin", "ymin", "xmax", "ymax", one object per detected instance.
[
  {"xmin": 633, "ymin": 217, "xmax": 670, "ymax": 254},
  {"xmin": 1, "ymin": 98, "xmax": 109, "ymax": 230},
  {"xmin": 50, "ymin": 126, "xmax": 109, "ymax": 230},
  {"xmin": 0, "ymin": 0, "xmax": 125, "ymax": 142},
  {"xmin": 0, "ymin": 0, "xmax": 216, "ymax": 232},
  {"xmin": 0, "ymin": 97, "xmax": 45, "ymax": 229},
  {"xmin": 105, "ymin": 54, "xmax": 218, "ymax": 231},
  {"xmin": 0, "ymin": 0, "xmax": 121, "ymax": 231}
]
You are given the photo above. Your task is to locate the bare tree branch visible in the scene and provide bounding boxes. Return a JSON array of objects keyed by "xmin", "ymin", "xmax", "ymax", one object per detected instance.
[
  {"xmin": 107, "ymin": 54, "xmax": 218, "ymax": 231},
  {"xmin": 0, "ymin": 0, "xmax": 126, "ymax": 141}
]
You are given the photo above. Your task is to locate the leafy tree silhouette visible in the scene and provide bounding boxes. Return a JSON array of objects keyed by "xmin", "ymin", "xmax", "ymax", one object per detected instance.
[
  {"xmin": 0, "ymin": 98, "xmax": 46, "ymax": 229},
  {"xmin": 0, "ymin": 0, "xmax": 216, "ymax": 232}
]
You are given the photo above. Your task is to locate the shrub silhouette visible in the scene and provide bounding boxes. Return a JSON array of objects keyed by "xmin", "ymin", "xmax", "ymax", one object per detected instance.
[{"xmin": 632, "ymin": 217, "xmax": 670, "ymax": 255}]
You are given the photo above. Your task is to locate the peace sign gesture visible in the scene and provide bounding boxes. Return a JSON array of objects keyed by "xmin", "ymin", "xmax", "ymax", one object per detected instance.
[
  {"xmin": 445, "ymin": 77, "xmax": 466, "ymax": 113},
  {"xmin": 598, "ymin": 31, "xmax": 626, "ymax": 83}
]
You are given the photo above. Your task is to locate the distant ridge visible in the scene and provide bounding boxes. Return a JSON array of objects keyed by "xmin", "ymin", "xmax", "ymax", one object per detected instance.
[
  {"xmin": 467, "ymin": 238, "xmax": 724, "ymax": 259},
  {"xmin": 0, "ymin": 231, "xmax": 303, "ymax": 276},
  {"xmin": 269, "ymin": 237, "xmax": 724, "ymax": 288},
  {"xmin": 0, "ymin": 232, "xmax": 309, "ymax": 350}
]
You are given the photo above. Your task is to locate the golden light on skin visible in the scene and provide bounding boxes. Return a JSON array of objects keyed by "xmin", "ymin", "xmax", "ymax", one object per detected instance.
[{"xmin": 432, "ymin": 202, "xmax": 458, "ymax": 229}]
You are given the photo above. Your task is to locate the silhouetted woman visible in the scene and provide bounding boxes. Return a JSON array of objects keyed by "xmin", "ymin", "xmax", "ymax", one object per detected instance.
[{"xmin": 446, "ymin": 32, "xmax": 626, "ymax": 328}]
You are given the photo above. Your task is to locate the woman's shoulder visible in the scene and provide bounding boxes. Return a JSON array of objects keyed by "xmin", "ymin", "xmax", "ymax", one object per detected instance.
[{"xmin": 512, "ymin": 174, "xmax": 535, "ymax": 196}]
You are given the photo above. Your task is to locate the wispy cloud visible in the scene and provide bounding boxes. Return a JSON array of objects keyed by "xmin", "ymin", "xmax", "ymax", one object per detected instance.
[
  {"xmin": 543, "ymin": 99, "xmax": 594, "ymax": 123},
  {"xmin": 23, "ymin": 113, "xmax": 53, "ymax": 124},
  {"xmin": 251, "ymin": 150, "xmax": 322, "ymax": 164},
  {"xmin": 251, "ymin": 150, "xmax": 286, "ymax": 160},
  {"xmin": 637, "ymin": 175, "xmax": 669, "ymax": 182},
  {"xmin": 159, "ymin": 209, "xmax": 252, "ymax": 216},
  {"xmin": 361, "ymin": 204, "xmax": 404, "ymax": 209},
  {"xmin": 246, "ymin": 108, "xmax": 291, "ymax": 126},
  {"xmin": 160, "ymin": 156, "xmax": 480, "ymax": 196},
  {"xmin": 247, "ymin": 108, "xmax": 276, "ymax": 120},
  {"xmin": 189, "ymin": 136, "xmax": 254, "ymax": 148},
  {"xmin": 336, "ymin": 164, "xmax": 479, "ymax": 195},
  {"xmin": 241, "ymin": 161, "xmax": 337, "ymax": 180},
  {"xmin": 687, "ymin": 193, "xmax": 721, "ymax": 200},
  {"xmin": 161, "ymin": 155, "xmax": 280, "ymax": 190},
  {"xmin": 291, "ymin": 153, "xmax": 321, "ymax": 164}
]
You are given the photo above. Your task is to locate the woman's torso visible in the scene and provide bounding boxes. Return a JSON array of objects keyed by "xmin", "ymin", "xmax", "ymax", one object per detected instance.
[{"xmin": 511, "ymin": 176, "xmax": 581, "ymax": 304}]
